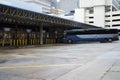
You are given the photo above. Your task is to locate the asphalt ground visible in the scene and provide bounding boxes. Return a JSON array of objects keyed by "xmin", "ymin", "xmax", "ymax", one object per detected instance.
[{"xmin": 0, "ymin": 41, "xmax": 120, "ymax": 80}]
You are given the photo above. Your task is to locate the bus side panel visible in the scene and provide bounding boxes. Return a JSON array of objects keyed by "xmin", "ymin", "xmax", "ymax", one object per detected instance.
[{"xmin": 63, "ymin": 34, "xmax": 119, "ymax": 43}]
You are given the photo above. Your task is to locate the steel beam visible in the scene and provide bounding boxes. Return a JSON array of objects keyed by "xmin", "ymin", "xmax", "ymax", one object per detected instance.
[{"xmin": 0, "ymin": 5, "xmax": 98, "ymax": 29}]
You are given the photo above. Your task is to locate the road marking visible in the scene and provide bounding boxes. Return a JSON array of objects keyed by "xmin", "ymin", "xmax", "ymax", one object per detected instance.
[
  {"xmin": 27, "ymin": 54, "xmax": 74, "ymax": 58},
  {"xmin": 0, "ymin": 64, "xmax": 82, "ymax": 69}
]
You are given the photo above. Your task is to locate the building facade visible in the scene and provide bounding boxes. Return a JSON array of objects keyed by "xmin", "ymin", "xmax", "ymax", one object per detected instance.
[
  {"xmin": 19, "ymin": 0, "xmax": 64, "ymax": 14},
  {"xmin": 19, "ymin": 0, "xmax": 51, "ymax": 13},
  {"xmin": 75, "ymin": 0, "xmax": 120, "ymax": 29},
  {"xmin": 57, "ymin": 0, "xmax": 79, "ymax": 13}
]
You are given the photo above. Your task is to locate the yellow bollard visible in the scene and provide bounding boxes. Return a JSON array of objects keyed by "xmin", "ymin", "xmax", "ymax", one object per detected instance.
[
  {"xmin": 45, "ymin": 39, "xmax": 47, "ymax": 44},
  {"xmin": 39, "ymin": 40, "xmax": 41, "ymax": 44},
  {"xmin": 33, "ymin": 39, "xmax": 35, "ymax": 45},
  {"xmin": 32, "ymin": 39, "xmax": 33, "ymax": 45},
  {"xmin": 54, "ymin": 39, "xmax": 56, "ymax": 43},
  {"xmin": 37, "ymin": 39, "xmax": 39, "ymax": 44},
  {"xmin": 47, "ymin": 39, "xmax": 48, "ymax": 44},
  {"xmin": 34, "ymin": 39, "xmax": 35, "ymax": 45},
  {"xmin": 31, "ymin": 39, "xmax": 32, "ymax": 45},
  {"xmin": 17, "ymin": 39, "xmax": 19, "ymax": 46},
  {"xmin": 21, "ymin": 39, "xmax": 23, "ymax": 46},
  {"xmin": 0, "ymin": 40, "xmax": 1, "ymax": 46},
  {"xmin": 9, "ymin": 39, "xmax": 12, "ymax": 46},
  {"xmin": 13, "ymin": 40, "xmax": 15, "ymax": 46},
  {"xmin": 35, "ymin": 39, "xmax": 37, "ymax": 45},
  {"xmin": 2, "ymin": 39, "xmax": 5, "ymax": 47},
  {"xmin": 35, "ymin": 39, "xmax": 36, "ymax": 45},
  {"xmin": 20, "ymin": 39, "xmax": 22, "ymax": 46},
  {"xmin": 36, "ymin": 39, "xmax": 38, "ymax": 44},
  {"xmin": 24, "ymin": 39, "xmax": 26, "ymax": 45},
  {"xmin": 36, "ymin": 39, "xmax": 37, "ymax": 44},
  {"xmin": 24, "ymin": 39, "xmax": 25, "ymax": 45},
  {"xmin": 25, "ymin": 39, "xmax": 27, "ymax": 45},
  {"xmin": 23, "ymin": 39, "xmax": 24, "ymax": 46}
]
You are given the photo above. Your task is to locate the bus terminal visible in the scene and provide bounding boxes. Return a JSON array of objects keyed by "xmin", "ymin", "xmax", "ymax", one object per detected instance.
[
  {"xmin": 0, "ymin": 1, "xmax": 120, "ymax": 80},
  {"xmin": 0, "ymin": 2, "xmax": 100, "ymax": 48}
]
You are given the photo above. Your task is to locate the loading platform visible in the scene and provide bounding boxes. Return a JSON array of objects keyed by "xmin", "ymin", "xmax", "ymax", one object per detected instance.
[{"xmin": 0, "ymin": 1, "xmax": 99, "ymax": 47}]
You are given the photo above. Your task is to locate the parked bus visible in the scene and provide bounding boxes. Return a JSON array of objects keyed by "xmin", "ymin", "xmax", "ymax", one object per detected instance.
[
  {"xmin": 119, "ymin": 30, "xmax": 120, "ymax": 40},
  {"xmin": 62, "ymin": 28, "xmax": 119, "ymax": 43}
]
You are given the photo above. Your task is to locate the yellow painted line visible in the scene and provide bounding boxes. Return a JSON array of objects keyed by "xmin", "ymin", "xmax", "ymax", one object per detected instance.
[
  {"xmin": 0, "ymin": 64, "xmax": 82, "ymax": 69},
  {"xmin": 29, "ymin": 54, "xmax": 71, "ymax": 58}
]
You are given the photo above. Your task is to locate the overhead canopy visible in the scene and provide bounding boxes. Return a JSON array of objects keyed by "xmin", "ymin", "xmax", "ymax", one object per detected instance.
[{"xmin": 0, "ymin": 0, "xmax": 100, "ymax": 29}]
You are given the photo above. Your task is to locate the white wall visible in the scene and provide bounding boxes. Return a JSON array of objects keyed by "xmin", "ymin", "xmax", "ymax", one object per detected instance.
[
  {"xmin": 80, "ymin": 0, "xmax": 94, "ymax": 8},
  {"xmin": 94, "ymin": 6, "xmax": 105, "ymax": 27},
  {"xmin": 57, "ymin": 0, "xmax": 79, "ymax": 13},
  {"xmin": 94, "ymin": 0, "xmax": 105, "ymax": 6},
  {"xmin": 106, "ymin": 0, "xmax": 112, "ymax": 5},
  {"xmin": 80, "ymin": 0, "xmax": 105, "ymax": 8},
  {"xmin": 74, "ymin": 9, "xmax": 85, "ymax": 22}
]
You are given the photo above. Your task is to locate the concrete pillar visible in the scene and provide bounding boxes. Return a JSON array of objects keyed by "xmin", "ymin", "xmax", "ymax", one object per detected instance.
[
  {"xmin": 110, "ymin": 5, "xmax": 113, "ymax": 28},
  {"xmin": 40, "ymin": 25, "xmax": 43, "ymax": 45},
  {"xmin": 74, "ymin": 9, "xmax": 85, "ymax": 22},
  {"xmin": 94, "ymin": 6, "xmax": 105, "ymax": 27}
]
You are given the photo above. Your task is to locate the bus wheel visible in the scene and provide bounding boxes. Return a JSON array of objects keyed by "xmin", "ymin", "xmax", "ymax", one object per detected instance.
[
  {"xmin": 108, "ymin": 38, "xmax": 112, "ymax": 42},
  {"xmin": 104, "ymin": 38, "xmax": 112, "ymax": 42},
  {"xmin": 104, "ymin": 38, "xmax": 108, "ymax": 42},
  {"xmin": 67, "ymin": 39, "xmax": 72, "ymax": 44}
]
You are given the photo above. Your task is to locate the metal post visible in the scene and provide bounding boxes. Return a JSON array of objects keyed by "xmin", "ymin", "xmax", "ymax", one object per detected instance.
[{"xmin": 40, "ymin": 25, "xmax": 43, "ymax": 45}]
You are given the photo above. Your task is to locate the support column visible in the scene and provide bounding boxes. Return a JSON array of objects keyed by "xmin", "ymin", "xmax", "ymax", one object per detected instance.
[
  {"xmin": 110, "ymin": 5, "xmax": 113, "ymax": 28},
  {"xmin": 40, "ymin": 25, "xmax": 43, "ymax": 45},
  {"xmin": 94, "ymin": 6, "xmax": 105, "ymax": 27}
]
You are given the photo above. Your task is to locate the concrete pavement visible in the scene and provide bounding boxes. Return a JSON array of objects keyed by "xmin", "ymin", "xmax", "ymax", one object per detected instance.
[{"xmin": 0, "ymin": 41, "xmax": 120, "ymax": 80}]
